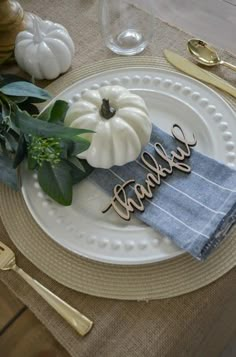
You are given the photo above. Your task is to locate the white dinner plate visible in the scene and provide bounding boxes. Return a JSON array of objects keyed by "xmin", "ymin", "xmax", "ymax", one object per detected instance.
[{"xmin": 21, "ymin": 67, "xmax": 236, "ymax": 265}]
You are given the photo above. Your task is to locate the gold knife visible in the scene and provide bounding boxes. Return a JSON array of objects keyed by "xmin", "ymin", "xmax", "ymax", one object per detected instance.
[{"xmin": 164, "ymin": 49, "xmax": 236, "ymax": 98}]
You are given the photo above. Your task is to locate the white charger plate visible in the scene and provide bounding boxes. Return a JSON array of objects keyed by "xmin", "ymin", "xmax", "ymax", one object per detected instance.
[{"xmin": 21, "ymin": 67, "xmax": 236, "ymax": 265}]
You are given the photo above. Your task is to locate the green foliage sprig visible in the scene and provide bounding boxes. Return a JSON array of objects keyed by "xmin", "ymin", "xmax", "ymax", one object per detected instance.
[{"xmin": 0, "ymin": 74, "xmax": 94, "ymax": 206}]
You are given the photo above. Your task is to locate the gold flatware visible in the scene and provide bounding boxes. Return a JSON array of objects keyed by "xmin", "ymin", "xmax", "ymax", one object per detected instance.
[
  {"xmin": 187, "ymin": 38, "xmax": 236, "ymax": 71},
  {"xmin": 0, "ymin": 241, "xmax": 93, "ymax": 336},
  {"xmin": 164, "ymin": 49, "xmax": 236, "ymax": 98}
]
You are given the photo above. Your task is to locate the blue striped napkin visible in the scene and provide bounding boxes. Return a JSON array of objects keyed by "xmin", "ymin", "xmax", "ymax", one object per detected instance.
[{"xmin": 89, "ymin": 125, "xmax": 236, "ymax": 260}]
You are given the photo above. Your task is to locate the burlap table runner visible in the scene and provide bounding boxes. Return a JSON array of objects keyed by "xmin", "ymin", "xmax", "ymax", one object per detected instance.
[{"xmin": 1, "ymin": 1, "xmax": 236, "ymax": 356}]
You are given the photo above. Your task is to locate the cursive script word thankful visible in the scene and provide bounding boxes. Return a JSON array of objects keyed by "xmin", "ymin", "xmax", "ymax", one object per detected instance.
[{"xmin": 102, "ymin": 124, "xmax": 197, "ymax": 221}]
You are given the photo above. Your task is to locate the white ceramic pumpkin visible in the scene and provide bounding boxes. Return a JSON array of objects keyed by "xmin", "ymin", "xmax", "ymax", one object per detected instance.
[
  {"xmin": 64, "ymin": 85, "xmax": 152, "ymax": 168},
  {"xmin": 14, "ymin": 17, "xmax": 75, "ymax": 80}
]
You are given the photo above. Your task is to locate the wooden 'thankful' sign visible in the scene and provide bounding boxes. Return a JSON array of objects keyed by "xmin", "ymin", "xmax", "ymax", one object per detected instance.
[{"xmin": 102, "ymin": 124, "xmax": 197, "ymax": 221}]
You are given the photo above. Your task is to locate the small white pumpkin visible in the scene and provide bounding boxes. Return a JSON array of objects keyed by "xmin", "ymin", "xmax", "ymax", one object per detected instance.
[
  {"xmin": 64, "ymin": 85, "xmax": 152, "ymax": 168},
  {"xmin": 15, "ymin": 17, "xmax": 75, "ymax": 80}
]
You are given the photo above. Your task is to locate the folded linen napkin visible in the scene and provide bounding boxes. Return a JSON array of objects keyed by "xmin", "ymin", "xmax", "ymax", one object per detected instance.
[{"xmin": 89, "ymin": 124, "xmax": 236, "ymax": 260}]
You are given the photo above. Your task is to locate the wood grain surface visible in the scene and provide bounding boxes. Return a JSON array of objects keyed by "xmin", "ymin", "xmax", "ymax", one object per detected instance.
[
  {"xmin": 0, "ymin": 281, "xmax": 24, "ymax": 331},
  {"xmin": 0, "ymin": 282, "xmax": 69, "ymax": 357}
]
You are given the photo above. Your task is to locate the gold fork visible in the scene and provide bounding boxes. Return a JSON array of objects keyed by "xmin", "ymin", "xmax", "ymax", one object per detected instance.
[{"xmin": 0, "ymin": 241, "xmax": 93, "ymax": 336}]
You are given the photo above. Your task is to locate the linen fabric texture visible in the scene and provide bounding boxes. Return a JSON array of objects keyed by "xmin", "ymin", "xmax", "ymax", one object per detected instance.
[{"xmin": 90, "ymin": 125, "xmax": 236, "ymax": 259}]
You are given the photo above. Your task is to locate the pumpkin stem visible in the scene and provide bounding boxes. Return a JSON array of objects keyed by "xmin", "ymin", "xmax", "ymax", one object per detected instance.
[
  {"xmin": 100, "ymin": 99, "xmax": 116, "ymax": 119},
  {"xmin": 33, "ymin": 17, "xmax": 43, "ymax": 43}
]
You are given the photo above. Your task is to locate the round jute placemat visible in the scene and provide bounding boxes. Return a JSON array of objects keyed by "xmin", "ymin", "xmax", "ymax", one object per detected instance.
[{"xmin": 1, "ymin": 57, "xmax": 236, "ymax": 300}]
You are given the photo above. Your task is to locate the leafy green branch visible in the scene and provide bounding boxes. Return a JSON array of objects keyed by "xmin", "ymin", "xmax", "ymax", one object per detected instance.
[{"xmin": 0, "ymin": 75, "xmax": 94, "ymax": 205}]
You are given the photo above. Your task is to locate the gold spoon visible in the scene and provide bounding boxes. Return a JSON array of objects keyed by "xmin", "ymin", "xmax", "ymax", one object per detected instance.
[{"xmin": 187, "ymin": 38, "xmax": 236, "ymax": 71}]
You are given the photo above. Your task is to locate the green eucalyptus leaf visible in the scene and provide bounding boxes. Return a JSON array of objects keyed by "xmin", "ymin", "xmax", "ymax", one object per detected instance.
[
  {"xmin": 37, "ymin": 104, "xmax": 52, "ymax": 121},
  {"xmin": 0, "ymin": 81, "xmax": 51, "ymax": 102},
  {"xmin": 24, "ymin": 96, "xmax": 50, "ymax": 104},
  {"xmin": 7, "ymin": 119, "xmax": 20, "ymax": 136},
  {"xmin": 69, "ymin": 138, "xmax": 91, "ymax": 156},
  {"xmin": 0, "ymin": 140, "xmax": 7, "ymax": 156},
  {"xmin": 38, "ymin": 100, "xmax": 69, "ymax": 122},
  {"xmin": 8, "ymin": 96, "xmax": 28, "ymax": 103},
  {"xmin": 67, "ymin": 157, "xmax": 86, "ymax": 172},
  {"xmin": 67, "ymin": 159, "xmax": 93, "ymax": 185},
  {"xmin": 13, "ymin": 134, "xmax": 27, "ymax": 168},
  {"xmin": 60, "ymin": 138, "xmax": 90, "ymax": 160},
  {"xmin": 0, "ymin": 135, "xmax": 5, "ymax": 146},
  {"xmin": 1, "ymin": 100, "xmax": 10, "ymax": 120},
  {"xmin": 1, "ymin": 102, "xmax": 20, "ymax": 135},
  {"xmin": 59, "ymin": 140, "xmax": 74, "ymax": 159},
  {"xmin": 0, "ymin": 154, "xmax": 18, "ymax": 190},
  {"xmin": 49, "ymin": 100, "xmax": 69, "ymax": 123},
  {"xmin": 4, "ymin": 132, "xmax": 18, "ymax": 152},
  {"xmin": 38, "ymin": 160, "xmax": 73, "ymax": 206},
  {"xmin": 11, "ymin": 105, "xmax": 94, "ymax": 142}
]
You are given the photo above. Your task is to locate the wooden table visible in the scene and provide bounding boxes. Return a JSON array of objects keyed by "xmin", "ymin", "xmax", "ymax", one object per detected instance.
[{"xmin": 0, "ymin": 282, "xmax": 68, "ymax": 356}]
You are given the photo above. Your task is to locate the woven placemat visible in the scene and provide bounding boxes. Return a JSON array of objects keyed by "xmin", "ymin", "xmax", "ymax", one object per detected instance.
[{"xmin": 1, "ymin": 56, "xmax": 236, "ymax": 300}]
